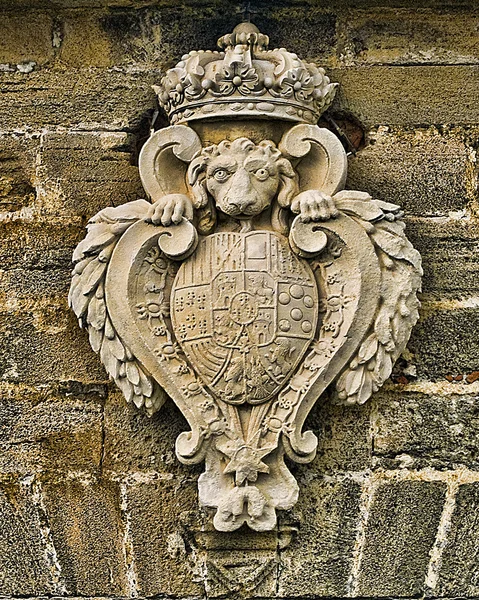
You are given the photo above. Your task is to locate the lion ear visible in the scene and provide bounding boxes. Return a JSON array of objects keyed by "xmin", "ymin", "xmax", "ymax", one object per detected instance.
[
  {"xmin": 187, "ymin": 157, "xmax": 209, "ymax": 208},
  {"xmin": 277, "ymin": 157, "xmax": 299, "ymax": 208}
]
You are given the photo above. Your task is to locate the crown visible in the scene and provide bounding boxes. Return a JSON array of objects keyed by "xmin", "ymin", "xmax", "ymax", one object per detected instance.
[{"xmin": 155, "ymin": 22, "xmax": 338, "ymax": 126}]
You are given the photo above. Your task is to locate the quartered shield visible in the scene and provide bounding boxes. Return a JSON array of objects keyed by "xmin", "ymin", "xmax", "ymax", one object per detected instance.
[{"xmin": 171, "ymin": 230, "xmax": 318, "ymax": 404}]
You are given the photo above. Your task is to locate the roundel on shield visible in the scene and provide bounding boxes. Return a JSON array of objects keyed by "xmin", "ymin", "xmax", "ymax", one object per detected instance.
[{"xmin": 171, "ymin": 230, "xmax": 319, "ymax": 405}]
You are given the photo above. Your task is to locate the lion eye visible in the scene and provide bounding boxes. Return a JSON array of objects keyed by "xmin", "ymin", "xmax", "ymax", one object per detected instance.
[
  {"xmin": 213, "ymin": 169, "xmax": 230, "ymax": 182},
  {"xmin": 254, "ymin": 168, "xmax": 269, "ymax": 181}
]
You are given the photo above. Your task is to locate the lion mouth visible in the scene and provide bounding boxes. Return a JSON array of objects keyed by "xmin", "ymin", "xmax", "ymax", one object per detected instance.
[{"xmin": 221, "ymin": 197, "xmax": 263, "ymax": 217}]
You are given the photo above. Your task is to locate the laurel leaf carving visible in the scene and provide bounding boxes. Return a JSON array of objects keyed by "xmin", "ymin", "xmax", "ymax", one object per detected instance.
[
  {"xmin": 68, "ymin": 200, "xmax": 167, "ymax": 416},
  {"xmin": 332, "ymin": 191, "xmax": 422, "ymax": 406}
]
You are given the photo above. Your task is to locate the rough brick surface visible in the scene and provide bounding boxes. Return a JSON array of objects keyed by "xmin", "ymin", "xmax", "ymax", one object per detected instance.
[
  {"xmin": 126, "ymin": 479, "xmax": 204, "ymax": 597},
  {"xmin": 0, "ymin": 133, "xmax": 39, "ymax": 213},
  {"xmin": 337, "ymin": 9, "xmax": 479, "ymax": 66},
  {"xmin": 0, "ymin": 221, "xmax": 83, "ymax": 297},
  {"xmin": 37, "ymin": 131, "xmax": 144, "ymax": 219},
  {"xmin": 372, "ymin": 390, "xmax": 479, "ymax": 470},
  {"xmin": 0, "ymin": 12, "xmax": 54, "ymax": 66},
  {"xmin": 306, "ymin": 398, "xmax": 372, "ymax": 473},
  {"xmin": 331, "ymin": 65, "xmax": 479, "ymax": 127},
  {"xmin": 408, "ymin": 307, "xmax": 479, "ymax": 380},
  {"xmin": 0, "ymin": 302, "xmax": 107, "ymax": 384},
  {"xmin": 0, "ymin": 383, "xmax": 104, "ymax": 474},
  {"xmin": 406, "ymin": 219, "xmax": 479, "ymax": 297},
  {"xmin": 357, "ymin": 480, "xmax": 446, "ymax": 596},
  {"xmin": 0, "ymin": 477, "xmax": 56, "ymax": 595},
  {"xmin": 42, "ymin": 479, "xmax": 127, "ymax": 596},
  {"xmin": 436, "ymin": 483, "xmax": 479, "ymax": 596},
  {"xmin": 103, "ymin": 390, "xmax": 200, "ymax": 477},
  {"xmin": 0, "ymin": 69, "xmax": 157, "ymax": 130},
  {"xmin": 278, "ymin": 478, "xmax": 362, "ymax": 597},
  {"xmin": 347, "ymin": 127, "xmax": 472, "ymax": 217}
]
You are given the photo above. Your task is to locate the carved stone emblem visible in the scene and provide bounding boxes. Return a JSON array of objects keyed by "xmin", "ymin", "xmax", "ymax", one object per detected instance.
[{"xmin": 69, "ymin": 23, "xmax": 422, "ymax": 532}]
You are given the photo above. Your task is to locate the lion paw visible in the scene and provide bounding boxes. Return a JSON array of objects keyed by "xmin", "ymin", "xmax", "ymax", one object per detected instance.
[
  {"xmin": 146, "ymin": 193, "xmax": 193, "ymax": 226},
  {"xmin": 291, "ymin": 190, "xmax": 339, "ymax": 223}
]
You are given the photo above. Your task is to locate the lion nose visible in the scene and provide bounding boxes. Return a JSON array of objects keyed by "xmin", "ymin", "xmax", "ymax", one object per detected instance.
[{"xmin": 228, "ymin": 168, "xmax": 254, "ymax": 210}]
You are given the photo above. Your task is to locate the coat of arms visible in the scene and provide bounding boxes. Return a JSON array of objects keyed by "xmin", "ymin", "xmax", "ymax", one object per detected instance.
[{"xmin": 69, "ymin": 23, "xmax": 422, "ymax": 532}]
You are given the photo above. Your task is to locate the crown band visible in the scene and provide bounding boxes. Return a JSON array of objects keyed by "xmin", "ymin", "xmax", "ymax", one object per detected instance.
[{"xmin": 169, "ymin": 97, "xmax": 323, "ymax": 125}]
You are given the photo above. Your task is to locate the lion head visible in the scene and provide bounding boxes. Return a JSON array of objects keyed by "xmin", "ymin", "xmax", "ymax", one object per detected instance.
[{"xmin": 187, "ymin": 138, "xmax": 299, "ymax": 225}]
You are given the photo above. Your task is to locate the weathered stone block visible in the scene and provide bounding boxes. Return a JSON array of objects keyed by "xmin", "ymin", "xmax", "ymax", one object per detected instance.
[
  {"xmin": 37, "ymin": 132, "xmax": 144, "ymax": 219},
  {"xmin": 103, "ymin": 389, "xmax": 199, "ymax": 477},
  {"xmin": 408, "ymin": 307, "xmax": 479, "ymax": 380},
  {"xmin": 372, "ymin": 390, "xmax": 479, "ymax": 470},
  {"xmin": 436, "ymin": 482, "xmax": 479, "ymax": 596},
  {"xmin": 0, "ymin": 12, "xmax": 54, "ymax": 67},
  {"xmin": 0, "ymin": 382, "xmax": 104, "ymax": 474},
  {"xmin": 0, "ymin": 220, "xmax": 83, "ymax": 298},
  {"xmin": 306, "ymin": 398, "xmax": 372, "ymax": 473},
  {"xmin": 95, "ymin": 6, "xmax": 336, "ymax": 69},
  {"xmin": 0, "ymin": 221, "xmax": 82, "ymax": 273},
  {"xmin": 330, "ymin": 65, "xmax": 479, "ymax": 127},
  {"xmin": 278, "ymin": 478, "xmax": 361, "ymax": 597},
  {"xmin": 0, "ymin": 133, "xmax": 39, "ymax": 213},
  {"xmin": 0, "ymin": 476, "xmax": 55, "ymax": 595},
  {"xmin": 249, "ymin": 7, "xmax": 336, "ymax": 65},
  {"xmin": 126, "ymin": 478, "xmax": 204, "ymax": 597},
  {"xmin": 337, "ymin": 9, "xmax": 479, "ymax": 66},
  {"xmin": 357, "ymin": 480, "xmax": 446, "ymax": 596},
  {"xmin": 0, "ymin": 69, "xmax": 157, "ymax": 130},
  {"xmin": 406, "ymin": 219, "xmax": 479, "ymax": 297},
  {"xmin": 0, "ymin": 301, "xmax": 107, "ymax": 384},
  {"xmin": 42, "ymin": 479, "xmax": 127, "ymax": 596},
  {"xmin": 100, "ymin": 7, "xmax": 238, "ymax": 69},
  {"xmin": 58, "ymin": 10, "xmax": 116, "ymax": 68},
  {"xmin": 0, "ymin": 266, "xmax": 72, "ymax": 299},
  {"xmin": 347, "ymin": 127, "xmax": 471, "ymax": 217}
]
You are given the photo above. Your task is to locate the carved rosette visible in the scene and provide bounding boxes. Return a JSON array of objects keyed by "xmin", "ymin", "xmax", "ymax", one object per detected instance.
[{"xmin": 69, "ymin": 24, "xmax": 422, "ymax": 532}]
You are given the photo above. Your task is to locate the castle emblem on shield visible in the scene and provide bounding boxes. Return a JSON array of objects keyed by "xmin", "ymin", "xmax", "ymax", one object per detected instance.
[{"xmin": 69, "ymin": 22, "xmax": 422, "ymax": 531}]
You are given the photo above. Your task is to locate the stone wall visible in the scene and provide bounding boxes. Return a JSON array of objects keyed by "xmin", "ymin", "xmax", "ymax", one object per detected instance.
[{"xmin": 1, "ymin": 1, "xmax": 478, "ymax": 598}]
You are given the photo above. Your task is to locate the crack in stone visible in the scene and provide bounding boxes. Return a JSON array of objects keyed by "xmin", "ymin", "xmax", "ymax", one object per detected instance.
[
  {"xmin": 424, "ymin": 480, "xmax": 459, "ymax": 594},
  {"xmin": 346, "ymin": 474, "xmax": 376, "ymax": 597},
  {"xmin": 30, "ymin": 477, "xmax": 67, "ymax": 595},
  {"xmin": 119, "ymin": 482, "xmax": 139, "ymax": 598}
]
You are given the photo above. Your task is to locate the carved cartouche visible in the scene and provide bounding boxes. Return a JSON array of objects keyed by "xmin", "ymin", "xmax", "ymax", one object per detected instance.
[{"xmin": 69, "ymin": 23, "xmax": 422, "ymax": 532}]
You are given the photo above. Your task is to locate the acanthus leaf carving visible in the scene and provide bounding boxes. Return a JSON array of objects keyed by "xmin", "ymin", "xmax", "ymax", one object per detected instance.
[{"xmin": 69, "ymin": 22, "xmax": 422, "ymax": 533}]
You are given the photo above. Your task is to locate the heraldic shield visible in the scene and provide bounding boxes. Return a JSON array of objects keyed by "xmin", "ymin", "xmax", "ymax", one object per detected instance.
[
  {"xmin": 69, "ymin": 23, "xmax": 422, "ymax": 532},
  {"xmin": 171, "ymin": 231, "xmax": 318, "ymax": 405}
]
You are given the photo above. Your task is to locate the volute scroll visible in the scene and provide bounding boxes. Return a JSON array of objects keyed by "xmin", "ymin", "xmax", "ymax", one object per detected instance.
[
  {"xmin": 279, "ymin": 123, "xmax": 348, "ymax": 196},
  {"xmin": 69, "ymin": 21, "xmax": 422, "ymax": 533}
]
